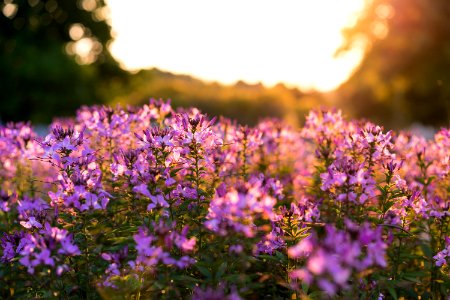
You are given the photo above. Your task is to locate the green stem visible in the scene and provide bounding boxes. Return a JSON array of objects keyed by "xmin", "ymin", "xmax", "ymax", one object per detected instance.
[
  {"xmin": 242, "ymin": 137, "xmax": 248, "ymax": 179},
  {"xmin": 136, "ymin": 272, "xmax": 142, "ymax": 300},
  {"xmin": 192, "ymin": 142, "xmax": 203, "ymax": 255},
  {"xmin": 392, "ymin": 216, "xmax": 407, "ymax": 280},
  {"xmin": 83, "ymin": 213, "xmax": 90, "ymax": 298}
]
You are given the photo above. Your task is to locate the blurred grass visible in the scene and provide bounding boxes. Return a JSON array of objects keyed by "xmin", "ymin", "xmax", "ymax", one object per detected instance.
[{"xmin": 103, "ymin": 68, "xmax": 327, "ymax": 126}]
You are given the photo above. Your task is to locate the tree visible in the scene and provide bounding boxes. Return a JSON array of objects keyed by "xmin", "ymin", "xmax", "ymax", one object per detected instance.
[
  {"xmin": 337, "ymin": 0, "xmax": 450, "ymax": 128},
  {"xmin": 0, "ymin": 0, "xmax": 126, "ymax": 123}
]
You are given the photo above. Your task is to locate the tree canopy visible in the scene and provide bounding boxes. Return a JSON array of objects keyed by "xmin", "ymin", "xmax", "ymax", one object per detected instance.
[
  {"xmin": 0, "ymin": 0, "xmax": 125, "ymax": 123},
  {"xmin": 338, "ymin": 0, "xmax": 450, "ymax": 128}
]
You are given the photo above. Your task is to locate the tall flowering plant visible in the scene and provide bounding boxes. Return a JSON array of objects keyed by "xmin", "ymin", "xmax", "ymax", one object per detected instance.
[{"xmin": 0, "ymin": 100, "xmax": 448, "ymax": 299}]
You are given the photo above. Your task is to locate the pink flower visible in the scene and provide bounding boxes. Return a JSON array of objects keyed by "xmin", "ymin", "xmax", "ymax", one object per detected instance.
[{"xmin": 20, "ymin": 217, "xmax": 42, "ymax": 229}]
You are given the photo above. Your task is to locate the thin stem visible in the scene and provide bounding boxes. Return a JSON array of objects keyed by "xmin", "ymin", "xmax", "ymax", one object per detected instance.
[
  {"xmin": 83, "ymin": 213, "xmax": 90, "ymax": 298},
  {"xmin": 242, "ymin": 137, "xmax": 248, "ymax": 179}
]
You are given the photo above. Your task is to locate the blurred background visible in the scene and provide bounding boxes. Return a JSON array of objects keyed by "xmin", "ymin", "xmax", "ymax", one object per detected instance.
[{"xmin": 0, "ymin": 0, "xmax": 449, "ymax": 129}]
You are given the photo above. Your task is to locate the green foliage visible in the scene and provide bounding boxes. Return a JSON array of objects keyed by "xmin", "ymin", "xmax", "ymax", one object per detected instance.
[
  {"xmin": 105, "ymin": 68, "xmax": 321, "ymax": 127},
  {"xmin": 0, "ymin": 0, "xmax": 126, "ymax": 123},
  {"xmin": 338, "ymin": 0, "xmax": 450, "ymax": 128}
]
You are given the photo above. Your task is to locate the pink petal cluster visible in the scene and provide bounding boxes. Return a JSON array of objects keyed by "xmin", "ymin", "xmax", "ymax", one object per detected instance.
[{"xmin": 289, "ymin": 221, "xmax": 387, "ymax": 296}]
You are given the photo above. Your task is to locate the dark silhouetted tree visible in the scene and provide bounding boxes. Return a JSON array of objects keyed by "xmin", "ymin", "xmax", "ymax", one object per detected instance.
[
  {"xmin": 337, "ymin": 0, "xmax": 450, "ymax": 128},
  {"xmin": 0, "ymin": 0, "xmax": 126, "ymax": 123}
]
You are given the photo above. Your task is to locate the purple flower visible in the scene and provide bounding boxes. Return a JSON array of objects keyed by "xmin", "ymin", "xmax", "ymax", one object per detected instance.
[
  {"xmin": 205, "ymin": 176, "xmax": 278, "ymax": 238},
  {"xmin": 133, "ymin": 223, "xmax": 196, "ymax": 269},
  {"xmin": 20, "ymin": 216, "xmax": 43, "ymax": 229},
  {"xmin": 289, "ymin": 222, "xmax": 387, "ymax": 296},
  {"xmin": 192, "ymin": 284, "xmax": 241, "ymax": 300},
  {"xmin": 0, "ymin": 190, "xmax": 15, "ymax": 212},
  {"xmin": 288, "ymin": 236, "xmax": 314, "ymax": 258},
  {"xmin": 256, "ymin": 229, "xmax": 286, "ymax": 255},
  {"xmin": 17, "ymin": 223, "xmax": 80, "ymax": 274},
  {"xmin": 59, "ymin": 238, "xmax": 80, "ymax": 256},
  {"xmin": 147, "ymin": 193, "xmax": 169, "ymax": 211},
  {"xmin": 175, "ymin": 227, "xmax": 196, "ymax": 252},
  {"xmin": 434, "ymin": 236, "xmax": 450, "ymax": 267},
  {"xmin": 0, "ymin": 231, "xmax": 30, "ymax": 262}
]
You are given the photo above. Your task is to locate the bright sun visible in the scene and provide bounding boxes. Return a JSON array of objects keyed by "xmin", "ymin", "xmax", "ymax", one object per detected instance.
[{"xmin": 106, "ymin": 0, "xmax": 366, "ymax": 92}]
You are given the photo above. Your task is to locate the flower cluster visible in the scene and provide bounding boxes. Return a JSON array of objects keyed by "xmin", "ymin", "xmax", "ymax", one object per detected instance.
[
  {"xmin": 42, "ymin": 126, "xmax": 110, "ymax": 213},
  {"xmin": 289, "ymin": 221, "xmax": 387, "ymax": 296},
  {"xmin": 19, "ymin": 223, "xmax": 79, "ymax": 275},
  {"xmin": 133, "ymin": 222, "xmax": 196, "ymax": 269},
  {"xmin": 434, "ymin": 236, "xmax": 450, "ymax": 269},
  {"xmin": 205, "ymin": 175, "xmax": 279, "ymax": 238}
]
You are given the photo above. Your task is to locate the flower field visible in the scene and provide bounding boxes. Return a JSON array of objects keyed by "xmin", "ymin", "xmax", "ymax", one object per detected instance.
[{"xmin": 0, "ymin": 99, "xmax": 448, "ymax": 299}]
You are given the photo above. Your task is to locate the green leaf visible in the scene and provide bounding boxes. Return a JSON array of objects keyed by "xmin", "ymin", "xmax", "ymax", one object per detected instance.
[
  {"xmin": 387, "ymin": 284, "xmax": 398, "ymax": 300},
  {"xmin": 383, "ymin": 200, "xmax": 396, "ymax": 212},
  {"xmin": 401, "ymin": 273, "xmax": 426, "ymax": 285},
  {"xmin": 223, "ymin": 274, "xmax": 243, "ymax": 282},
  {"xmin": 170, "ymin": 168, "xmax": 183, "ymax": 177},
  {"xmin": 111, "ymin": 236, "xmax": 133, "ymax": 245},
  {"xmin": 420, "ymin": 243, "xmax": 433, "ymax": 258},
  {"xmin": 308, "ymin": 291, "xmax": 327, "ymax": 299},
  {"xmin": 275, "ymin": 251, "xmax": 288, "ymax": 264},
  {"xmin": 173, "ymin": 275, "xmax": 200, "ymax": 284},
  {"xmin": 367, "ymin": 206, "xmax": 381, "ymax": 213},
  {"xmin": 196, "ymin": 265, "xmax": 212, "ymax": 279},
  {"xmin": 301, "ymin": 282, "xmax": 309, "ymax": 293},
  {"xmin": 297, "ymin": 226, "xmax": 310, "ymax": 234},
  {"xmin": 296, "ymin": 233, "xmax": 310, "ymax": 240},
  {"xmin": 258, "ymin": 254, "xmax": 280, "ymax": 262},
  {"xmin": 215, "ymin": 262, "xmax": 227, "ymax": 281}
]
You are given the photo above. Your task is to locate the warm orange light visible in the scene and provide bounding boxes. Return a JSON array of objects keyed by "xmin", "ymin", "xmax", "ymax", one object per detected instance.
[{"xmin": 106, "ymin": 0, "xmax": 366, "ymax": 92}]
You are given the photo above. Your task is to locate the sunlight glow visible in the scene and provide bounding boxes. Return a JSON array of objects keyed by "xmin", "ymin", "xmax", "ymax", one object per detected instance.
[{"xmin": 106, "ymin": 0, "xmax": 366, "ymax": 91}]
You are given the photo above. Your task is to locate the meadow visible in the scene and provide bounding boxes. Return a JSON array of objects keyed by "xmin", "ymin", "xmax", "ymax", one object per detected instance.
[{"xmin": 0, "ymin": 99, "xmax": 448, "ymax": 299}]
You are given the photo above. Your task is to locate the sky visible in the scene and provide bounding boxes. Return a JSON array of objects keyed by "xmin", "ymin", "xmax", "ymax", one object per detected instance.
[{"xmin": 106, "ymin": 0, "xmax": 366, "ymax": 92}]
